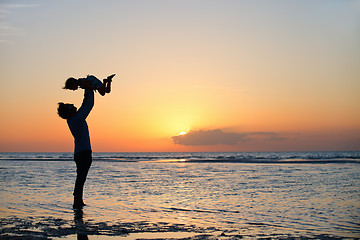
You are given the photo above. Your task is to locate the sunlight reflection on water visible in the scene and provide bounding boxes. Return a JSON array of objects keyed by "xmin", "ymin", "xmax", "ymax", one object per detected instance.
[{"xmin": 0, "ymin": 159, "xmax": 359, "ymax": 238}]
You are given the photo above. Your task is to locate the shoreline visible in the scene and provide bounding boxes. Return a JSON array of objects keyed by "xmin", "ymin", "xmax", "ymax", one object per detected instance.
[{"xmin": 1, "ymin": 215, "xmax": 356, "ymax": 240}]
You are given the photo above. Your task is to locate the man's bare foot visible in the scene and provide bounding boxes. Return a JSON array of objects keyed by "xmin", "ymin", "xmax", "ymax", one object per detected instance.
[
  {"xmin": 73, "ymin": 203, "xmax": 83, "ymax": 209},
  {"xmin": 73, "ymin": 198, "xmax": 86, "ymax": 209}
]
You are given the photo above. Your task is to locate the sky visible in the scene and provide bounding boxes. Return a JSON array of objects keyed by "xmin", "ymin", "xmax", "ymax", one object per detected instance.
[{"xmin": 0, "ymin": 0, "xmax": 359, "ymax": 152}]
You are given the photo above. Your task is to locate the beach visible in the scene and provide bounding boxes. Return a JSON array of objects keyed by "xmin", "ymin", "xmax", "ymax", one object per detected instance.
[{"xmin": 1, "ymin": 152, "xmax": 359, "ymax": 239}]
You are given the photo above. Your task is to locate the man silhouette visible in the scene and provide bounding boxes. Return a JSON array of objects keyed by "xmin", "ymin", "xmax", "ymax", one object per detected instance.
[{"xmin": 57, "ymin": 88, "xmax": 94, "ymax": 209}]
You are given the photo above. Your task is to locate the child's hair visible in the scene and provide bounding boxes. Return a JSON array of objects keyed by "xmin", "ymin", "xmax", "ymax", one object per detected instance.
[
  {"xmin": 57, "ymin": 102, "xmax": 72, "ymax": 119},
  {"xmin": 63, "ymin": 77, "xmax": 78, "ymax": 89}
]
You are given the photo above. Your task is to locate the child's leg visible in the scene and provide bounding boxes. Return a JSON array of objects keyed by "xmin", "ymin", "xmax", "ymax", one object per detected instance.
[
  {"xmin": 98, "ymin": 83, "xmax": 106, "ymax": 96},
  {"xmin": 100, "ymin": 74, "xmax": 114, "ymax": 95},
  {"xmin": 105, "ymin": 80, "xmax": 111, "ymax": 93}
]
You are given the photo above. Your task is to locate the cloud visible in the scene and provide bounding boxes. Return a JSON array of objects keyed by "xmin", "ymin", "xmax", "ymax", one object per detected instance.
[
  {"xmin": 247, "ymin": 132, "xmax": 287, "ymax": 141},
  {"xmin": 0, "ymin": 3, "xmax": 39, "ymax": 11},
  {"xmin": 172, "ymin": 129, "xmax": 286, "ymax": 146},
  {"xmin": 0, "ymin": 3, "xmax": 39, "ymax": 43},
  {"xmin": 172, "ymin": 129, "xmax": 246, "ymax": 146}
]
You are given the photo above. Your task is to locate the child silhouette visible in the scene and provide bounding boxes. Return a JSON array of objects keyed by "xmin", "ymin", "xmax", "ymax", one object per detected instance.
[{"xmin": 64, "ymin": 74, "xmax": 115, "ymax": 96}]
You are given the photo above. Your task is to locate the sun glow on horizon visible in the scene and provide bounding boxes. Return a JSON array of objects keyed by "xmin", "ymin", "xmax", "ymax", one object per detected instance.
[{"xmin": 0, "ymin": 1, "xmax": 359, "ymax": 152}]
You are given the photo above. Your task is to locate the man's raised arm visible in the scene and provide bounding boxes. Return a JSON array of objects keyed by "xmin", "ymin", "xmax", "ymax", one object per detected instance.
[{"xmin": 76, "ymin": 89, "xmax": 94, "ymax": 120}]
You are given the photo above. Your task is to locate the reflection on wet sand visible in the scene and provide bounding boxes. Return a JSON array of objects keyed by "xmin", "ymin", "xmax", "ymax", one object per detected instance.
[
  {"xmin": 74, "ymin": 209, "xmax": 88, "ymax": 240},
  {"xmin": 71, "ymin": 208, "xmax": 208, "ymax": 240}
]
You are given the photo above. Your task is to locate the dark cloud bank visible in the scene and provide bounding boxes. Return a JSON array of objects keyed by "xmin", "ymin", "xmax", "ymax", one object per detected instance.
[{"xmin": 172, "ymin": 129, "xmax": 285, "ymax": 146}]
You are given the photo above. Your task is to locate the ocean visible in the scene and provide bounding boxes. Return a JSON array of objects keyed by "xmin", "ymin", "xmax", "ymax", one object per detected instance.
[{"xmin": 0, "ymin": 151, "xmax": 359, "ymax": 239}]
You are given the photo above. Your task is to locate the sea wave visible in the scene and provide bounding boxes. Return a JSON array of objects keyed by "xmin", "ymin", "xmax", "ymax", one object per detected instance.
[{"xmin": 0, "ymin": 151, "xmax": 359, "ymax": 164}]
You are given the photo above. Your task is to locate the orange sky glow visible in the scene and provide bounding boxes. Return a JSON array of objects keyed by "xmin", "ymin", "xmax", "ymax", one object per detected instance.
[{"xmin": 0, "ymin": 1, "xmax": 359, "ymax": 152}]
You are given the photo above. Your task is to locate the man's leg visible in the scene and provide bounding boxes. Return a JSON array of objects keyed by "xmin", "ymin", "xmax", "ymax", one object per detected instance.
[{"xmin": 73, "ymin": 150, "xmax": 92, "ymax": 208}]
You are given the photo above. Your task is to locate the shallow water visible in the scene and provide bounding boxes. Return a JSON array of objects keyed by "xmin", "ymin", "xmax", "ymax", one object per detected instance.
[{"xmin": 0, "ymin": 152, "xmax": 360, "ymax": 239}]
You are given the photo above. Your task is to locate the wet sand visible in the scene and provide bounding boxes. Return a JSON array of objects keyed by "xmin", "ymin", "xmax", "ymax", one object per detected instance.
[{"xmin": 1, "ymin": 214, "xmax": 355, "ymax": 240}]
